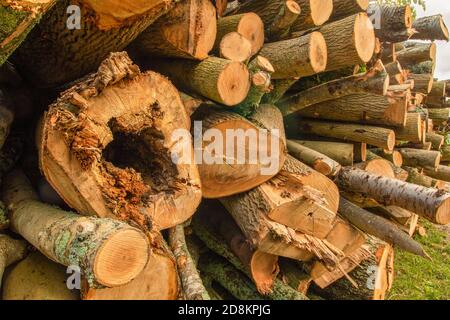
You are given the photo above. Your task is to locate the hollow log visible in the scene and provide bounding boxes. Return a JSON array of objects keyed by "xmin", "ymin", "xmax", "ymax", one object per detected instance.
[
  {"xmin": 368, "ymin": 149, "xmax": 402, "ymax": 167},
  {"xmin": 2, "ymin": 169, "xmax": 150, "ymax": 288},
  {"xmin": 130, "ymin": 0, "xmax": 217, "ymax": 60},
  {"xmin": 394, "ymin": 112, "xmax": 422, "ymax": 143},
  {"xmin": 426, "ymin": 133, "xmax": 445, "ymax": 150},
  {"xmin": 149, "ymin": 56, "xmax": 250, "ymax": 106},
  {"xmin": 287, "ymin": 139, "xmax": 341, "ymax": 176},
  {"xmin": 404, "ymin": 166, "xmax": 446, "ymax": 190},
  {"xmin": 317, "ymin": 13, "xmax": 375, "ymax": 72},
  {"xmin": 195, "ymin": 105, "xmax": 286, "ymax": 198},
  {"xmin": 398, "ymin": 148, "xmax": 441, "ymax": 170},
  {"xmin": 215, "ymin": 13, "xmax": 264, "ymax": 55},
  {"xmin": 83, "ymin": 233, "xmax": 180, "ymax": 300},
  {"xmin": 11, "ymin": 0, "xmax": 177, "ymax": 88},
  {"xmin": 296, "ymin": 119, "xmax": 396, "ymax": 151},
  {"xmin": 289, "ymin": 140, "xmax": 354, "ymax": 166},
  {"xmin": 424, "ymin": 165, "xmax": 450, "ymax": 183},
  {"xmin": 329, "ymin": 0, "xmax": 369, "ymax": 22},
  {"xmin": 39, "ymin": 52, "xmax": 202, "ymax": 231},
  {"xmin": 0, "ymin": 0, "xmax": 55, "ymax": 66},
  {"xmin": 259, "ymin": 31, "xmax": 327, "ymax": 79},
  {"xmin": 2, "ymin": 252, "xmax": 79, "ymax": 300},
  {"xmin": 213, "ymin": 31, "xmax": 252, "ymax": 62},
  {"xmin": 337, "ymin": 167, "xmax": 450, "ymax": 225},
  {"xmin": 278, "ymin": 61, "xmax": 389, "ymax": 116},
  {"xmin": 411, "ymin": 14, "xmax": 449, "ymax": 41},
  {"xmin": 339, "ymin": 197, "xmax": 427, "ymax": 257}
]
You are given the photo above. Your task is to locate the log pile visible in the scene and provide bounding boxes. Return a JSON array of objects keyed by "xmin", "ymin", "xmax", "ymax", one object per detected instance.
[{"xmin": 0, "ymin": 0, "xmax": 449, "ymax": 301}]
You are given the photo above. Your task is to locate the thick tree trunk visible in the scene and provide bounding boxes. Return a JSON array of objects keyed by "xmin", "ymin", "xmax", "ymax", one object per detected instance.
[
  {"xmin": 39, "ymin": 52, "xmax": 202, "ymax": 231},
  {"xmin": 11, "ymin": 0, "xmax": 176, "ymax": 88},
  {"xmin": 278, "ymin": 61, "xmax": 389, "ymax": 116},
  {"xmin": 398, "ymin": 148, "xmax": 441, "ymax": 170},
  {"xmin": 2, "ymin": 169, "xmax": 150, "ymax": 288},
  {"xmin": 367, "ymin": 4, "xmax": 412, "ymax": 42},
  {"xmin": 393, "ymin": 112, "xmax": 422, "ymax": 143},
  {"xmin": 317, "ymin": 13, "xmax": 375, "ymax": 72},
  {"xmin": 424, "ymin": 165, "xmax": 450, "ymax": 183},
  {"xmin": 215, "ymin": 13, "xmax": 264, "ymax": 55},
  {"xmin": 287, "ymin": 139, "xmax": 341, "ymax": 176},
  {"xmin": 0, "ymin": 0, "xmax": 55, "ymax": 66},
  {"xmin": 2, "ymin": 252, "xmax": 79, "ymax": 300},
  {"xmin": 130, "ymin": 0, "xmax": 217, "ymax": 60},
  {"xmin": 82, "ymin": 234, "xmax": 180, "ymax": 300},
  {"xmin": 266, "ymin": 1, "xmax": 301, "ymax": 41},
  {"xmin": 396, "ymin": 43, "xmax": 437, "ymax": 68},
  {"xmin": 289, "ymin": 140, "xmax": 354, "ymax": 166},
  {"xmin": 295, "ymin": 119, "xmax": 396, "ymax": 151},
  {"xmin": 259, "ymin": 32, "xmax": 327, "ymax": 79},
  {"xmin": 411, "ymin": 14, "xmax": 449, "ymax": 41},
  {"xmin": 337, "ymin": 167, "xmax": 450, "ymax": 225},
  {"xmin": 149, "ymin": 56, "xmax": 250, "ymax": 106},
  {"xmin": 195, "ymin": 105, "xmax": 287, "ymax": 198},
  {"xmin": 338, "ymin": 197, "xmax": 427, "ymax": 257},
  {"xmin": 329, "ymin": 0, "xmax": 369, "ymax": 22},
  {"xmin": 290, "ymin": 0, "xmax": 333, "ymax": 32}
]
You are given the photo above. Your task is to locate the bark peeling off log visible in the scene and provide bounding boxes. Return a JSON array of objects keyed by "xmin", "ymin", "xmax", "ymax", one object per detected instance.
[{"xmin": 39, "ymin": 52, "xmax": 201, "ymax": 231}]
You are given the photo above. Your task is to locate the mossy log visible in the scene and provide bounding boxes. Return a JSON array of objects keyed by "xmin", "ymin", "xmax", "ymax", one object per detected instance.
[
  {"xmin": 2, "ymin": 252, "xmax": 79, "ymax": 300},
  {"xmin": 2, "ymin": 169, "xmax": 150, "ymax": 288},
  {"xmin": 289, "ymin": 140, "xmax": 354, "ymax": 166},
  {"xmin": 129, "ymin": 0, "xmax": 217, "ymax": 60},
  {"xmin": 295, "ymin": 119, "xmax": 396, "ymax": 151},
  {"xmin": 337, "ymin": 167, "xmax": 450, "ymax": 225},
  {"xmin": 39, "ymin": 52, "xmax": 202, "ymax": 231},
  {"xmin": 404, "ymin": 166, "xmax": 446, "ymax": 190},
  {"xmin": 11, "ymin": 0, "xmax": 177, "ymax": 88},
  {"xmin": 411, "ymin": 14, "xmax": 449, "ymax": 41}
]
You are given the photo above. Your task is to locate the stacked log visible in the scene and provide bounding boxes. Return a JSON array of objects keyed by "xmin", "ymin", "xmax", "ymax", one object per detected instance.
[{"xmin": 0, "ymin": 0, "xmax": 449, "ymax": 302}]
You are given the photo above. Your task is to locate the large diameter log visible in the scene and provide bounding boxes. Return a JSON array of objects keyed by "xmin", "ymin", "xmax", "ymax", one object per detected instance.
[
  {"xmin": 398, "ymin": 148, "xmax": 441, "ymax": 170},
  {"xmin": 0, "ymin": 0, "xmax": 55, "ymax": 66},
  {"xmin": 259, "ymin": 31, "xmax": 327, "ymax": 79},
  {"xmin": 220, "ymin": 155, "xmax": 338, "ymax": 239},
  {"xmin": 396, "ymin": 43, "xmax": 437, "ymax": 67},
  {"xmin": 296, "ymin": 119, "xmax": 396, "ymax": 151},
  {"xmin": 290, "ymin": 0, "xmax": 334, "ymax": 32},
  {"xmin": 130, "ymin": 0, "xmax": 217, "ymax": 60},
  {"xmin": 278, "ymin": 61, "xmax": 389, "ymax": 116},
  {"xmin": 394, "ymin": 112, "xmax": 422, "ymax": 143},
  {"xmin": 39, "ymin": 53, "xmax": 202, "ymax": 231},
  {"xmin": 2, "ymin": 170, "xmax": 150, "ymax": 288},
  {"xmin": 329, "ymin": 0, "xmax": 369, "ymax": 22},
  {"xmin": 287, "ymin": 139, "xmax": 341, "ymax": 176},
  {"xmin": 194, "ymin": 201, "xmax": 279, "ymax": 295},
  {"xmin": 11, "ymin": 0, "xmax": 177, "ymax": 88},
  {"xmin": 215, "ymin": 13, "xmax": 264, "ymax": 55},
  {"xmin": 339, "ymin": 197, "xmax": 427, "ymax": 257},
  {"xmin": 290, "ymin": 140, "xmax": 354, "ymax": 166},
  {"xmin": 337, "ymin": 167, "xmax": 450, "ymax": 225},
  {"xmin": 195, "ymin": 105, "xmax": 286, "ymax": 198},
  {"xmin": 288, "ymin": 93, "xmax": 406, "ymax": 128},
  {"xmin": 367, "ymin": 4, "xmax": 413, "ymax": 41},
  {"xmin": 424, "ymin": 166, "xmax": 450, "ymax": 183},
  {"xmin": 2, "ymin": 252, "xmax": 79, "ymax": 300},
  {"xmin": 150, "ymin": 56, "xmax": 250, "ymax": 106},
  {"xmin": 411, "ymin": 14, "xmax": 449, "ymax": 41},
  {"xmin": 83, "ymin": 234, "xmax": 180, "ymax": 300},
  {"xmin": 318, "ymin": 13, "xmax": 375, "ymax": 72}
]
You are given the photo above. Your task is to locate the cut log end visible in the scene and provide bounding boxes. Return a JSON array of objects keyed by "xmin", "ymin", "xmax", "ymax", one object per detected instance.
[
  {"xmin": 310, "ymin": 0, "xmax": 334, "ymax": 26},
  {"xmin": 309, "ymin": 31, "xmax": 328, "ymax": 73},
  {"xmin": 218, "ymin": 61, "xmax": 251, "ymax": 106},
  {"xmin": 220, "ymin": 32, "xmax": 253, "ymax": 62},
  {"xmin": 237, "ymin": 13, "xmax": 265, "ymax": 55},
  {"xmin": 404, "ymin": 5, "xmax": 413, "ymax": 29},
  {"xmin": 93, "ymin": 229, "xmax": 150, "ymax": 287},
  {"xmin": 286, "ymin": 1, "xmax": 301, "ymax": 16},
  {"xmin": 387, "ymin": 131, "xmax": 396, "ymax": 151},
  {"xmin": 250, "ymin": 251, "xmax": 279, "ymax": 295},
  {"xmin": 354, "ymin": 13, "xmax": 376, "ymax": 63},
  {"xmin": 436, "ymin": 198, "xmax": 450, "ymax": 225}
]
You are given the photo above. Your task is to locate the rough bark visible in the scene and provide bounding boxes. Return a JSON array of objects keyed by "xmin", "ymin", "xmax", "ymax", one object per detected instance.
[
  {"xmin": 0, "ymin": 234, "xmax": 27, "ymax": 288},
  {"xmin": 278, "ymin": 258, "xmax": 312, "ymax": 293},
  {"xmin": 329, "ymin": 0, "xmax": 369, "ymax": 22},
  {"xmin": 404, "ymin": 166, "xmax": 446, "ymax": 190},
  {"xmin": 278, "ymin": 61, "xmax": 389, "ymax": 116},
  {"xmin": 339, "ymin": 197, "xmax": 427, "ymax": 257},
  {"xmin": 11, "ymin": 0, "xmax": 177, "ymax": 88},
  {"xmin": 398, "ymin": 148, "xmax": 441, "ymax": 170},
  {"xmin": 130, "ymin": 0, "xmax": 217, "ymax": 60},
  {"xmin": 2, "ymin": 169, "xmax": 150, "ymax": 288},
  {"xmin": 426, "ymin": 133, "xmax": 445, "ymax": 150},
  {"xmin": 394, "ymin": 112, "xmax": 422, "ymax": 143},
  {"xmin": 290, "ymin": 0, "xmax": 333, "ymax": 32},
  {"xmin": 410, "ymin": 73, "xmax": 434, "ymax": 94},
  {"xmin": 424, "ymin": 165, "xmax": 450, "ymax": 183},
  {"xmin": 367, "ymin": 4, "xmax": 413, "ymax": 42},
  {"xmin": 168, "ymin": 225, "xmax": 210, "ymax": 300},
  {"xmin": 396, "ymin": 43, "xmax": 437, "ymax": 68},
  {"xmin": 337, "ymin": 167, "xmax": 450, "ymax": 225},
  {"xmin": 259, "ymin": 31, "xmax": 327, "ymax": 79},
  {"xmin": 195, "ymin": 105, "xmax": 286, "ymax": 198},
  {"xmin": 411, "ymin": 14, "xmax": 449, "ymax": 41},
  {"xmin": 261, "ymin": 78, "xmax": 299, "ymax": 104},
  {"xmin": 296, "ymin": 119, "xmax": 396, "ymax": 151},
  {"xmin": 289, "ymin": 140, "xmax": 354, "ymax": 166},
  {"xmin": 2, "ymin": 252, "xmax": 79, "ymax": 300},
  {"xmin": 39, "ymin": 52, "xmax": 202, "ymax": 231},
  {"xmin": 425, "ymin": 81, "xmax": 446, "ymax": 107},
  {"xmin": 368, "ymin": 149, "xmax": 403, "ymax": 167},
  {"xmin": 427, "ymin": 108, "xmax": 450, "ymax": 125},
  {"xmin": 287, "ymin": 139, "xmax": 341, "ymax": 176},
  {"xmin": 266, "ymin": 1, "xmax": 301, "ymax": 41}
]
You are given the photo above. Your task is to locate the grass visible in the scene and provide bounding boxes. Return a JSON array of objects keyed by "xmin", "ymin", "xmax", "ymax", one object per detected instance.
[{"xmin": 388, "ymin": 220, "xmax": 450, "ymax": 300}]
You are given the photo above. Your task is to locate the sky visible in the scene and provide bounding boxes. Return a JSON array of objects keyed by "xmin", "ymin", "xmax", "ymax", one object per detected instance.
[{"xmin": 414, "ymin": 0, "xmax": 450, "ymax": 80}]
